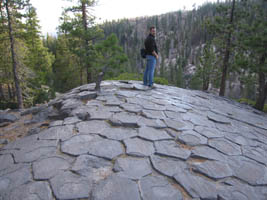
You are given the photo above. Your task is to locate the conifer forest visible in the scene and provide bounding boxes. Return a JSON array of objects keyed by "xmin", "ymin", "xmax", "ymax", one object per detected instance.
[{"xmin": 0, "ymin": 0, "xmax": 266, "ymax": 111}]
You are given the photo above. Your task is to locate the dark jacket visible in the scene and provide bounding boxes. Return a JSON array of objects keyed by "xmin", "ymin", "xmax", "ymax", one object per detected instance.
[{"xmin": 145, "ymin": 34, "xmax": 158, "ymax": 56}]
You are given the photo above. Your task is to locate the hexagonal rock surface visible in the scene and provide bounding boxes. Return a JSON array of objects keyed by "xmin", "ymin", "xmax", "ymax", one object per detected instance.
[
  {"xmin": 208, "ymin": 138, "xmax": 242, "ymax": 156},
  {"xmin": 32, "ymin": 156, "xmax": 70, "ymax": 180},
  {"xmin": 114, "ymin": 157, "xmax": 152, "ymax": 180},
  {"xmin": 177, "ymin": 130, "xmax": 208, "ymax": 146},
  {"xmin": 155, "ymin": 140, "xmax": 191, "ymax": 160},
  {"xmin": 192, "ymin": 160, "xmax": 233, "ymax": 180},
  {"xmin": 174, "ymin": 170, "xmax": 220, "ymax": 199},
  {"xmin": 50, "ymin": 171, "xmax": 92, "ymax": 200},
  {"xmin": 100, "ymin": 127, "xmax": 138, "ymax": 141},
  {"xmin": 138, "ymin": 126, "xmax": 172, "ymax": 141},
  {"xmin": 91, "ymin": 175, "xmax": 141, "ymax": 200},
  {"xmin": 124, "ymin": 137, "xmax": 155, "ymax": 157},
  {"xmin": 140, "ymin": 175, "xmax": 183, "ymax": 200},
  {"xmin": 1, "ymin": 80, "xmax": 267, "ymax": 200}
]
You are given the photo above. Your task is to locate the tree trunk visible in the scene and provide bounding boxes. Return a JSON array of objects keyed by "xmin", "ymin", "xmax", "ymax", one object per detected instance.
[
  {"xmin": 95, "ymin": 66, "xmax": 107, "ymax": 92},
  {"xmin": 254, "ymin": 54, "xmax": 267, "ymax": 111},
  {"xmin": 5, "ymin": 0, "xmax": 23, "ymax": 108},
  {"xmin": 0, "ymin": 84, "xmax": 5, "ymax": 100},
  {"xmin": 219, "ymin": 0, "xmax": 235, "ymax": 96},
  {"xmin": 7, "ymin": 84, "xmax": 12, "ymax": 99},
  {"xmin": 82, "ymin": 2, "xmax": 91, "ymax": 83}
]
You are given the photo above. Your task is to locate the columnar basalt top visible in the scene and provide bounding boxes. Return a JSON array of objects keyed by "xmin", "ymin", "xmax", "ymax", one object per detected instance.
[{"xmin": 0, "ymin": 81, "xmax": 267, "ymax": 200}]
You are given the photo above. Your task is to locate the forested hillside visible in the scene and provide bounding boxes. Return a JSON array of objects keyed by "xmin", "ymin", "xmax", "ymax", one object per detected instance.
[{"xmin": 0, "ymin": 0, "xmax": 266, "ymax": 111}]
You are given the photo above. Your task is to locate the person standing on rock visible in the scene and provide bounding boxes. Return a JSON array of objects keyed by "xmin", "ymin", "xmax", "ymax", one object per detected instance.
[{"xmin": 143, "ymin": 26, "xmax": 158, "ymax": 88}]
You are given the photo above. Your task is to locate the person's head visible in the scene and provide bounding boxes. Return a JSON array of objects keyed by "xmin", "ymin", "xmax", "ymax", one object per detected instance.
[{"xmin": 149, "ymin": 26, "xmax": 156, "ymax": 36}]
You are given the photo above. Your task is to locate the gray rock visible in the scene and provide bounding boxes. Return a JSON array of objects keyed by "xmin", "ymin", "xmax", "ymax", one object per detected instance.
[
  {"xmin": 194, "ymin": 126, "xmax": 224, "ymax": 138},
  {"xmin": 164, "ymin": 110, "xmax": 182, "ymax": 119},
  {"xmin": 0, "ymin": 139, "xmax": 8, "ymax": 145},
  {"xmin": 120, "ymin": 103, "xmax": 142, "ymax": 113},
  {"xmin": 87, "ymin": 138, "xmax": 124, "ymax": 160},
  {"xmin": 124, "ymin": 137, "xmax": 155, "ymax": 157},
  {"xmin": 49, "ymin": 120, "xmax": 63, "ymax": 127},
  {"xmin": 183, "ymin": 112, "xmax": 215, "ymax": 127},
  {"xmin": 91, "ymin": 175, "xmax": 141, "ymax": 200},
  {"xmin": 174, "ymin": 170, "xmax": 219, "ymax": 199},
  {"xmin": 177, "ymin": 130, "xmax": 208, "ymax": 146},
  {"xmin": 21, "ymin": 105, "xmax": 47, "ymax": 116},
  {"xmin": 110, "ymin": 112, "xmax": 141, "ymax": 127},
  {"xmin": 155, "ymin": 140, "xmax": 191, "ymax": 160},
  {"xmin": 208, "ymin": 138, "xmax": 242, "ymax": 156},
  {"xmin": 0, "ymin": 154, "xmax": 14, "ymax": 171},
  {"xmin": 0, "ymin": 113, "xmax": 18, "ymax": 123},
  {"xmin": 114, "ymin": 157, "xmax": 152, "ymax": 180},
  {"xmin": 192, "ymin": 146, "xmax": 227, "ymax": 162},
  {"xmin": 77, "ymin": 91, "xmax": 97, "ymax": 100},
  {"xmin": 77, "ymin": 120, "xmax": 109, "ymax": 134},
  {"xmin": 140, "ymin": 175, "xmax": 183, "ymax": 200},
  {"xmin": 61, "ymin": 134, "xmax": 100, "ymax": 156},
  {"xmin": 142, "ymin": 109, "xmax": 166, "ymax": 119},
  {"xmin": 63, "ymin": 116, "xmax": 81, "ymax": 125},
  {"xmin": 227, "ymin": 156, "xmax": 267, "ymax": 185},
  {"xmin": 242, "ymin": 145, "xmax": 267, "ymax": 165},
  {"xmin": 100, "ymin": 127, "xmax": 138, "ymax": 141},
  {"xmin": 138, "ymin": 126, "xmax": 172, "ymax": 141},
  {"xmin": 0, "ymin": 164, "xmax": 32, "ymax": 192},
  {"xmin": 6, "ymin": 181, "xmax": 53, "ymax": 200},
  {"xmin": 38, "ymin": 125, "xmax": 74, "ymax": 141},
  {"xmin": 89, "ymin": 110, "xmax": 113, "ymax": 120},
  {"xmin": 192, "ymin": 160, "xmax": 233, "ymax": 180},
  {"xmin": 137, "ymin": 116, "xmax": 167, "ymax": 128},
  {"xmin": 164, "ymin": 118, "xmax": 194, "ymax": 131},
  {"xmin": 50, "ymin": 171, "xmax": 92, "ymax": 200},
  {"xmin": 150, "ymin": 155, "xmax": 187, "ymax": 177},
  {"xmin": 14, "ymin": 146, "xmax": 57, "ymax": 163},
  {"xmin": 207, "ymin": 112, "xmax": 231, "ymax": 124},
  {"xmin": 32, "ymin": 156, "xmax": 70, "ymax": 180}
]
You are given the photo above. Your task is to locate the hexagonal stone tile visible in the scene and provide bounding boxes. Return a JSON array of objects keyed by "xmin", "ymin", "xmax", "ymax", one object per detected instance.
[
  {"xmin": 63, "ymin": 116, "xmax": 81, "ymax": 125},
  {"xmin": 194, "ymin": 126, "xmax": 224, "ymax": 138},
  {"xmin": 207, "ymin": 112, "xmax": 231, "ymax": 124},
  {"xmin": 33, "ymin": 156, "xmax": 70, "ymax": 180},
  {"xmin": 155, "ymin": 140, "xmax": 191, "ymax": 160},
  {"xmin": 77, "ymin": 91, "xmax": 97, "ymax": 100},
  {"xmin": 227, "ymin": 156, "xmax": 267, "ymax": 186},
  {"xmin": 191, "ymin": 146, "xmax": 227, "ymax": 162},
  {"xmin": 174, "ymin": 170, "xmax": 219, "ymax": 199},
  {"xmin": 87, "ymin": 138, "xmax": 124, "ymax": 160},
  {"xmin": 50, "ymin": 171, "xmax": 92, "ymax": 200},
  {"xmin": 150, "ymin": 155, "xmax": 187, "ymax": 177},
  {"xmin": 6, "ymin": 181, "xmax": 53, "ymax": 200},
  {"xmin": 242, "ymin": 145, "xmax": 267, "ymax": 165},
  {"xmin": 91, "ymin": 175, "xmax": 141, "ymax": 200},
  {"xmin": 72, "ymin": 155, "xmax": 113, "ymax": 182},
  {"xmin": 140, "ymin": 175, "xmax": 183, "ymax": 200},
  {"xmin": 100, "ymin": 127, "xmax": 138, "ymax": 141},
  {"xmin": 177, "ymin": 130, "xmax": 208, "ymax": 146},
  {"xmin": 14, "ymin": 146, "xmax": 57, "ymax": 163},
  {"xmin": 192, "ymin": 160, "xmax": 233, "ymax": 180},
  {"xmin": 38, "ymin": 125, "xmax": 74, "ymax": 141},
  {"xmin": 138, "ymin": 126, "xmax": 172, "ymax": 141},
  {"xmin": 77, "ymin": 120, "xmax": 109, "ymax": 134},
  {"xmin": 164, "ymin": 118, "xmax": 194, "ymax": 131},
  {"xmin": 165, "ymin": 105, "xmax": 187, "ymax": 113},
  {"xmin": 120, "ymin": 103, "xmax": 142, "ymax": 113},
  {"xmin": 0, "ymin": 164, "xmax": 32, "ymax": 192},
  {"xmin": 208, "ymin": 138, "xmax": 242, "ymax": 156},
  {"xmin": 183, "ymin": 112, "xmax": 215, "ymax": 127},
  {"xmin": 88, "ymin": 110, "xmax": 113, "ymax": 120},
  {"xmin": 61, "ymin": 134, "xmax": 99, "ymax": 156},
  {"xmin": 124, "ymin": 138, "xmax": 155, "ymax": 157},
  {"xmin": 142, "ymin": 110, "xmax": 166, "ymax": 119},
  {"xmin": 114, "ymin": 157, "xmax": 152, "ymax": 180},
  {"xmin": 110, "ymin": 112, "xmax": 141, "ymax": 127},
  {"xmin": 164, "ymin": 111, "xmax": 182, "ymax": 119},
  {"xmin": 137, "ymin": 117, "xmax": 167, "ymax": 128},
  {"xmin": 0, "ymin": 154, "xmax": 13, "ymax": 171}
]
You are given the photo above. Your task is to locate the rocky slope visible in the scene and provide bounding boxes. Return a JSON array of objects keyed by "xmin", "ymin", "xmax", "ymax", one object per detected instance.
[{"xmin": 0, "ymin": 81, "xmax": 267, "ymax": 200}]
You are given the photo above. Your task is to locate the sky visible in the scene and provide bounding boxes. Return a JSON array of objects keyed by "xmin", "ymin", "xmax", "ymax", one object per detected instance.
[{"xmin": 31, "ymin": 0, "xmax": 218, "ymax": 36}]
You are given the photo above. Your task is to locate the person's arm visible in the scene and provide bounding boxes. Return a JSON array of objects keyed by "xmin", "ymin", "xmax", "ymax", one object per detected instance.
[{"xmin": 152, "ymin": 50, "xmax": 158, "ymax": 59}]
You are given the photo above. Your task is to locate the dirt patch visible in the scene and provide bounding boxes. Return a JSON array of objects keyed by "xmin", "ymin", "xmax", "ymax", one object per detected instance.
[{"xmin": 0, "ymin": 112, "xmax": 49, "ymax": 145}]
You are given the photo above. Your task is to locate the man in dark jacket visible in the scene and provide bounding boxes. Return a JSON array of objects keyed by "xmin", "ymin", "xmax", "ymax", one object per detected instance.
[{"xmin": 143, "ymin": 26, "xmax": 158, "ymax": 88}]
